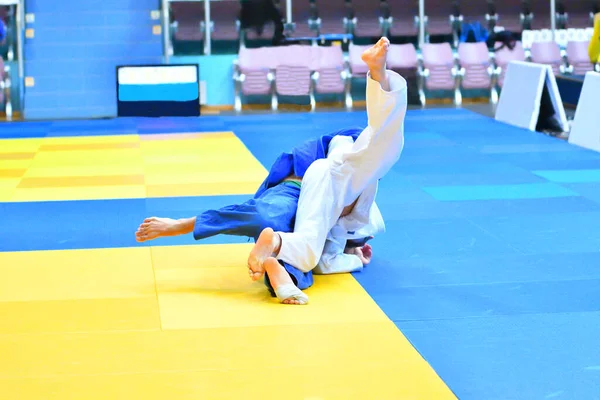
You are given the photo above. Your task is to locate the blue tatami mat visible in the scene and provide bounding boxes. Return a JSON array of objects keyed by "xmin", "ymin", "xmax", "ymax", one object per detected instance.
[
  {"xmin": 533, "ymin": 169, "xmax": 600, "ymax": 183},
  {"xmin": 422, "ymin": 182, "xmax": 579, "ymax": 201},
  {"xmin": 3, "ymin": 108, "xmax": 600, "ymax": 399},
  {"xmin": 398, "ymin": 312, "xmax": 600, "ymax": 400},
  {"xmin": 0, "ymin": 195, "xmax": 251, "ymax": 252}
]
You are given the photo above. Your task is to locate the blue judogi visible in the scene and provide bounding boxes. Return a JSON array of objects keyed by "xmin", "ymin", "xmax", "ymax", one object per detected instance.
[{"xmin": 192, "ymin": 128, "xmax": 362, "ymax": 295}]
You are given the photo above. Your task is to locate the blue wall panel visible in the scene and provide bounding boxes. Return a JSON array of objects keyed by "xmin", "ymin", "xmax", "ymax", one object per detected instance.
[
  {"xmin": 23, "ymin": 0, "xmax": 163, "ymax": 119},
  {"xmin": 169, "ymin": 55, "xmax": 236, "ymax": 107}
]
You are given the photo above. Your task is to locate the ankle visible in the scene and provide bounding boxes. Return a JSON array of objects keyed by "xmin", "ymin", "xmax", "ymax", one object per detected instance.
[
  {"xmin": 177, "ymin": 217, "xmax": 195, "ymax": 234},
  {"xmin": 371, "ymin": 67, "xmax": 388, "ymax": 82}
]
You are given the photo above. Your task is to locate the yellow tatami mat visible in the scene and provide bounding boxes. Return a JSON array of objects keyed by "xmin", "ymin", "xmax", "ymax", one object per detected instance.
[
  {"xmin": 0, "ymin": 244, "xmax": 456, "ymax": 399},
  {"xmin": 0, "ymin": 132, "xmax": 267, "ymax": 202}
]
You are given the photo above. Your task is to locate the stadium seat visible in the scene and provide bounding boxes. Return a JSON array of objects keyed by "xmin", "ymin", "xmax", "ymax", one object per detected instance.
[
  {"xmin": 312, "ymin": 45, "xmax": 352, "ymax": 108},
  {"xmin": 312, "ymin": 0, "xmax": 352, "ymax": 35},
  {"xmin": 349, "ymin": 0, "xmax": 387, "ymax": 38},
  {"xmin": 530, "ymin": 40, "xmax": 563, "ymax": 75},
  {"xmin": 274, "ymin": 45, "xmax": 315, "ymax": 110},
  {"xmin": 233, "ymin": 47, "xmax": 278, "ymax": 111},
  {"xmin": 290, "ymin": 0, "xmax": 319, "ymax": 37},
  {"xmin": 566, "ymin": 40, "xmax": 595, "ymax": 75},
  {"xmin": 418, "ymin": 42, "xmax": 461, "ymax": 105},
  {"xmin": 211, "ymin": 0, "xmax": 241, "ymax": 41},
  {"xmin": 494, "ymin": 0, "xmax": 525, "ymax": 32},
  {"xmin": 388, "ymin": 0, "xmax": 419, "ymax": 37},
  {"xmin": 170, "ymin": 2, "xmax": 205, "ymax": 42},
  {"xmin": 493, "ymin": 40, "xmax": 526, "ymax": 87},
  {"xmin": 457, "ymin": 42, "xmax": 497, "ymax": 103}
]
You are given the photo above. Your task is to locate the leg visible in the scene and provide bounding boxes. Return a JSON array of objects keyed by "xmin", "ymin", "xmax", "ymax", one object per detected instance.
[
  {"xmin": 137, "ymin": 183, "xmax": 299, "ymax": 247},
  {"xmin": 262, "ymin": 257, "xmax": 310, "ymax": 305}
]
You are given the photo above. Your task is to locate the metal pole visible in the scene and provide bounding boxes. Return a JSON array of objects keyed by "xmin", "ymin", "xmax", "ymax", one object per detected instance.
[
  {"xmin": 418, "ymin": 0, "xmax": 425, "ymax": 48},
  {"xmin": 550, "ymin": 0, "xmax": 556, "ymax": 41},
  {"xmin": 162, "ymin": 0, "xmax": 171, "ymax": 63},
  {"xmin": 286, "ymin": 0, "xmax": 292, "ymax": 24},
  {"xmin": 16, "ymin": 0, "xmax": 24, "ymax": 109},
  {"xmin": 204, "ymin": 0, "xmax": 211, "ymax": 55}
]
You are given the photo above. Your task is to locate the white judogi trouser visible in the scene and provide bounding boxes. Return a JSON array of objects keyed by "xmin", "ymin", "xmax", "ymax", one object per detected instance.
[{"xmin": 276, "ymin": 69, "xmax": 408, "ymax": 273}]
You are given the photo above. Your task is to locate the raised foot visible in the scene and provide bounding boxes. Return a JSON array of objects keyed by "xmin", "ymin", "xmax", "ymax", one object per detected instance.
[
  {"xmin": 247, "ymin": 227, "xmax": 280, "ymax": 281},
  {"xmin": 135, "ymin": 217, "xmax": 181, "ymax": 242},
  {"xmin": 361, "ymin": 37, "xmax": 390, "ymax": 71},
  {"xmin": 264, "ymin": 257, "xmax": 308, "ymax": 305}
]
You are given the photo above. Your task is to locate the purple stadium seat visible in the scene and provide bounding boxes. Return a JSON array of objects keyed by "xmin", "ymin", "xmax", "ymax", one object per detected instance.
[
  {"xmin": 211, "ymin": 0, "xmax": 241, "ymax": 41},
  {"xmin": 313, "ymin": 45, "xmax": 349, "ymax": 95},
  {"xmin": 563, "ymin": 1, "xmax": 595, "ymax": 28},
  {"xmin": 313, "ymin": 0, "xmax": 351, "ymax": 35},
  {"xmin": 494, "ymin": 0, "xmax": 524, "ymax": 32},
  {"xmin": 530, "ymin": 0, "xmax": 551, "ymax": 30},
  {"xmin": 566, "ymin": 40, "xmax": 595, "ymax": 75},
  {"xmin": 170, "ymin": 2, "xmax": 205, "ymax": 41},
  {"xmin": 291, "ymin": 0, "xmax": 318, "ymax": 37},
  {"xmin": 388, "ymin": 0, "xmax": 418, "ymax": 36},
  {"xmin": 233, "ymin": 47, "xmax": 278, "ymax": 111},
  {"xmin": 425, "ymin": 0, "xmax": 455, "ymax": 36},
  {"xmin": 457, "ymin": 42, "xmax": 497, "ymax": 102},
  {"xmin": 460, "ymin": 0, "xmax": 488, "ymax": 27},
  {"xmin": 418, "ymin": 42, "xmax": 461, "ymax": 104},
  {"xmin": 387, "ymin": 43, "xmax": 418, "ymax": 76},
  {"xmin": 493, "ymin": 41, "xmax": 525, "ymax": 87},
  {"xmin": 351, "ymin": 0, "xmax": 385, "ymax": 38},
  {"xmin": 348, "ymin": 43, "xmax": 370, "ymax": 77},
  {"xmin": 530, "ymin": 40, "xmax": 563, "ymax": 75},
  {"xmin": 274, "ymin": 45, "xmax": 314, "ymax": 96},
  {"xmin": 458, "ymin": 42, "xmax": 492, "ymax": 88}
]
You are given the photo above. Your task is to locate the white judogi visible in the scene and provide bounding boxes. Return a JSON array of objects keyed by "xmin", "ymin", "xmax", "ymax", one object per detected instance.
[{"xmin": 276, "ymin": 69, "xmax": 408, "ymax": 274}]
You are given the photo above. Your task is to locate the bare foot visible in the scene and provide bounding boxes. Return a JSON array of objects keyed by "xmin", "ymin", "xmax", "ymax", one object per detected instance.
[
  {"xmin": 263, "ymin": 257, "xmax": 308, "ymax": 305},
  {"xmin": 135, "ymin": 217, "xmax": 184, "ymax": 242},
  {"xmin": 247, "ymin": 227, "xmax": 280, "ymax": 281},
  {"xmin": 361, "ymin": 37, "xmax": 390, "ymax": 88}
]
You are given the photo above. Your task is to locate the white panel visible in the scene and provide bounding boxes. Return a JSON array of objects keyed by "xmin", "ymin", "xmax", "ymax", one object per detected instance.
[
  {"xmin": 118, "ymin": 65, "xmax": 198, "ymax": 85},
  {"xmin": 568, "ymin": 72, "xmax": 600, "ymax": 152},
  {"xmin": 199, "ymin": 80, "xmax": 207, "ymax": 105},
  {"xmin": 543, "ymin": 64, "xmax": 569, "ymax": 132},
  {"xmin": 495, "ymin": 61, "xmax": 547, "ymax": 131}
]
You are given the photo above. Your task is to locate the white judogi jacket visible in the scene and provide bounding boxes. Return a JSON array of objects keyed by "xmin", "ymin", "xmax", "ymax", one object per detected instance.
[{"xmin": 277, "ymin": 70, "xmax": 408, "ymax": 275}]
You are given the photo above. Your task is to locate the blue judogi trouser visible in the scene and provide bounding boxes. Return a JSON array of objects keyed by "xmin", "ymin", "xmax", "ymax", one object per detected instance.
[{"xmin": 192, "ymin": 181, "xmax": 314, "ymax": 295}]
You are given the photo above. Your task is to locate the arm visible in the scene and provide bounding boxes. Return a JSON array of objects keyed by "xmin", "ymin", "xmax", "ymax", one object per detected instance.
[{"xmin": 314, "ymin": 236, "xmax": 365, "ymax": 275}]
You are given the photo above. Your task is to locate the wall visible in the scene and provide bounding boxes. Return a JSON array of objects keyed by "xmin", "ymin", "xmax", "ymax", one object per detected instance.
[
  {"xmin": 169, "ymin": 54, "xmax": 236, "ymax": 107},
  {"xmin": 23, "ymin": 0, "xmax": 163, "ymax": 120}
]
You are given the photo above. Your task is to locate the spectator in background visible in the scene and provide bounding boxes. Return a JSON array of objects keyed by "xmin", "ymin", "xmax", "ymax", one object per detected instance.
[
  {"xmin": 239, "ymin": 0, "xmax": 286, "ymax": 45},
  {"xmin": 590, "ymin": 13, "xmax": 600, "ymax": 65}
]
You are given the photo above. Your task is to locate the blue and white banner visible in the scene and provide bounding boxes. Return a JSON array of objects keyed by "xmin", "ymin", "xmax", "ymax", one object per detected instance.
[{"xmin": 116, "ymin": 64, "xmax": 200, "ymax": 117}]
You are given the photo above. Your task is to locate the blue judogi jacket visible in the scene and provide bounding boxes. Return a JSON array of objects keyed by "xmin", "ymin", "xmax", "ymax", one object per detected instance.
[{"xmin": 254, "ymin": 127, "xmax": 363, "ymax": 198}]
